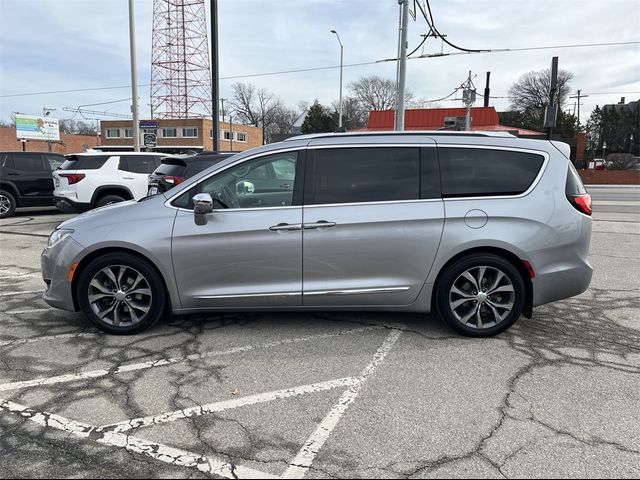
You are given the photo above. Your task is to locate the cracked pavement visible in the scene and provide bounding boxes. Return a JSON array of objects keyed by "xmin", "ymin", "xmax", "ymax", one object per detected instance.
[{"xmin": 1, "ymin": 187, "xmax": 639, "ymax": 479}]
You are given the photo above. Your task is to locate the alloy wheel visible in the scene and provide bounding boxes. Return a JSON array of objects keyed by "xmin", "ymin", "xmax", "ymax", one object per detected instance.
[
  {"xmin": 87, "ymin": 265, "xmax": 153, "ymax": 327},
  {"xmin": 448, "ymin": 266, "xmax": 515, "ymax": 329},
  {"xmin": 0, "ymin": 194, "xmax": 10, "ymax": 215}
]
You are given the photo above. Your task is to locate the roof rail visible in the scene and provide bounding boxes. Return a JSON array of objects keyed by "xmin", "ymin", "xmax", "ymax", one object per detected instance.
[{"xmin": 283, "ymin": 130, "xmax": 516, "ymax": 142}]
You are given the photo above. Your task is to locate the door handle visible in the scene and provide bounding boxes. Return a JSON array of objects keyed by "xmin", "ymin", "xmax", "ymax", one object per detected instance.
[
  {"xmin": 303, "ymin": 220, "xmax": 336, "ymax": 230},
  {"xmin": 279, "ymin": 183, "xmax": 291, "ymax": 188},
  {"xmin": 123, "ymin": 177, "xmax": 135, "ymax": 180},
  {"xmin": 269, "ymin": 223, "xmax": 302, "ymax": 232}
]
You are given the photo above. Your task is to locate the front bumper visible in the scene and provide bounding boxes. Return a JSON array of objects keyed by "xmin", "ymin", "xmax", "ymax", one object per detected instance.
[{"xmin": 41, "ymin": 236, "xmax": 85, "ymax": 311}]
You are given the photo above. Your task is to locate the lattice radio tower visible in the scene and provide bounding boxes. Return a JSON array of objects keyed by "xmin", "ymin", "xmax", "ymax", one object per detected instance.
[{"xmin": 150, "ymin": 0, "xmax": 212, "ymax": 119}]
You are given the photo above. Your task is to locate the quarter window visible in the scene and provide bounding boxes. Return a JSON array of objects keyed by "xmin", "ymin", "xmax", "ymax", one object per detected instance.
[
  {"xmin": 119, "ymin": 155, "xmax": 158, "ymax": 174},
  {"xmin": 307, "ymin": 147, "xmax": 420, "ymax": 205},
  {"xmin": 438, "ymin": 148, "xmax": 545, "ymax": 197}
]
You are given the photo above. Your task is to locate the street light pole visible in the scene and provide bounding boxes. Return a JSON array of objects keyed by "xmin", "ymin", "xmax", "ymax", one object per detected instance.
[
  {"xmin": 395, "ymin": 0, "xmax": 409, "ymax": 131},
  {"xmin": 128, "ymin": 0, "xmax": 140, "ymax": 152},
  {"xmin": 330, "ymin": 30, "xmax": 343, "ymax": 130}
]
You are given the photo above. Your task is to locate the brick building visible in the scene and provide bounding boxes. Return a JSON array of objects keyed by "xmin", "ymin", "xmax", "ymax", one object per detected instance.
[
  {"xmin": 100, "ymin": 118, "xmax": 262, "ymax": 153},
  {"xmin": 0, "ymin": 126, "xmax": 100, "ymax": 154}
]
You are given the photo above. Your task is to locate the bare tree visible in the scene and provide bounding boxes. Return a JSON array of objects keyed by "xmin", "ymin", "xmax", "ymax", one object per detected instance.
[
  {"xmin": 509, "ymin": 68, "xmax": 574, "ymax": 111},
  {"xmin": 268, "ymin": 104, "xmax": 307, "ymax": 136},
  {"xmin": 228, "ymin": 82, "xmax": 284, "ymax": 143},
  {"xmin": 348, "ymin": 75, "xmax": 413, "ymax": 112},
  {"xmin": 331, "ymin": 97, "xmax": 368, "ymax": 130}
]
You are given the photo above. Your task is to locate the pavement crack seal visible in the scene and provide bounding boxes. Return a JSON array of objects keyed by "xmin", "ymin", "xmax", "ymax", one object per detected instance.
[
  {"xmin": 0, "ymin": 325, "xmax": 384, "ymax": 393},
  {"xmin": 0, "ymin": 324, "xmax": 404, "ymax": 479}
]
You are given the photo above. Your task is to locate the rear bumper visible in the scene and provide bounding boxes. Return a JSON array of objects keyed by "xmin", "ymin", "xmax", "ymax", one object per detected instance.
[
  {"xmin": 532, "ymin": 260, "xmax": 593, "ymax": 307},
  {"xmin": 54, "ymin": 196, "xmax": 91, "ymax": 214}
]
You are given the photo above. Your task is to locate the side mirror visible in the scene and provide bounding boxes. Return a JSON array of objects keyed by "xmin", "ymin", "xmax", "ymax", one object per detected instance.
[{"xmin": 193, "ymin": 193, "xmax": 213, "ymax": 225}]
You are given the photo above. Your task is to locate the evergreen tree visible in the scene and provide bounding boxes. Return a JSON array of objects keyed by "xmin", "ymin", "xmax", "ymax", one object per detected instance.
[{"xmin": 301, "ymin": 100, "xmax": 335, "ymax": 134}]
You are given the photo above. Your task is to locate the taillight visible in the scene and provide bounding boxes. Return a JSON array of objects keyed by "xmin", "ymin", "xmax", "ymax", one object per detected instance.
[
  {"xmin": 163, "ymin": 176, "xmax": 184, "ymax": 185},
  {"xmin": 567, "ymin": 193, "xmax": 592, "ymax": 216},
  {"xmin": 59, "ymin": 173, "xmax": 86, "ymax": 185}
]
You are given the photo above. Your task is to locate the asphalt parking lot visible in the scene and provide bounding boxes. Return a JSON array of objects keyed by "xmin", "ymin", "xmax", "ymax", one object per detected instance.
[{"xmin": 0, "ymin": 186, "xmax": 639, "ymax": 479}]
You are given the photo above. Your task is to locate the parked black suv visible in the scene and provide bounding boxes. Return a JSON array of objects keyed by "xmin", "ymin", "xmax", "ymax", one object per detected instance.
[
  {"xmin": 0, "ymin": 151, "xmax": 66, "ymax": 218},
  {"xmin": 147, "ymin": 152, "xmax": 233, "ymax": 195}
]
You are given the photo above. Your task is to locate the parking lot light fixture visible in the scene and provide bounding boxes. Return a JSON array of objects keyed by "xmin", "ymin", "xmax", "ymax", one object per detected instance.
[{"xmin": 330, "ymin": 30, "xmax": 344, "ymax": 130}]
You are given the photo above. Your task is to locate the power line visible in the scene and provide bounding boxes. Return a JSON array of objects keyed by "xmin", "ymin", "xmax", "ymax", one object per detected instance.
[{"xmin": 1, "ymin": 41, "xmax": 639, "ymax": 99}]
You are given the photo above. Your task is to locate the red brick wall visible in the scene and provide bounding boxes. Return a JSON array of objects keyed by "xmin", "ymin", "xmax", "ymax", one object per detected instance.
[
  {"xmin": 578, "ymin": 170, "xmax": 640, "ymax": 185},
  {"xmin": 0, "ymin": 127, "xmax": 100, "ymax": 154}
]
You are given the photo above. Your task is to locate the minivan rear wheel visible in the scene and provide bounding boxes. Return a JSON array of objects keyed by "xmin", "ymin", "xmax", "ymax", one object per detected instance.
[
  {"xmin": 436, "ymin": 254, "xmax": 525, "ymax": 337},
  {"xmin": 77, "ymin": 253, "xmax": 166, "ymax": 334}
]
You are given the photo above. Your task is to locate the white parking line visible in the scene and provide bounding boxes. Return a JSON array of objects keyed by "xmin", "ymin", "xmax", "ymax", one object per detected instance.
[
  {"xmin": 0, "ymin": 332, "xmax": 95, "ymax": 348},
  {"xmin": 97, "ymin": 376, "xmax": 359, "ymax": 434},
  {"xmin": 0, "ymin": 273, "xmax": 40, "ymax": 280},
  {"xmin": 0, "ymin": 325, "xmax": 384, "ymax": 392},
  {"xmin": 283, "ymin": 328, "xmax": 403, "ymax": 479},
  {"xmin": 0, "ymin": 398, "xmax": 277, "ymax": 479},
  {"xmin": 0, "ymin": 290, "xmax": 43, "ymax": 297},
  {"xmin": 0, "ymin": 308, "xmax": 52, "ymax": 315}
]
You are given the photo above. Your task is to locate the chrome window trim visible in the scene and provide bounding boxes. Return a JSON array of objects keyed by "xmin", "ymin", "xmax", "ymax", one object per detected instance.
[
  {"xmin": 304, "ymin": 286, "xmax": 411, "ymax": 296},
  {"xmin": 437, "ymin": 145, "xmax": 550, "ymax": 201},
  {"xmin": 165, "ymin": 143, "xmax": 551, "ymax": 211}
]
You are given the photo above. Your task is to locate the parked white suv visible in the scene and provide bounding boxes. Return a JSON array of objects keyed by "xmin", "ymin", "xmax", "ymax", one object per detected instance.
[{"xmin": 53, "ymin": 152, "xmax": 164, "ymax": 213}]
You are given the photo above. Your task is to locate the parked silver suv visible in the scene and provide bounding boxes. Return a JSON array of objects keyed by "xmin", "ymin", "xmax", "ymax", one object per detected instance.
[{"xmin": 41, "ymin": 132, "xmax": 593, "ymax": 336}]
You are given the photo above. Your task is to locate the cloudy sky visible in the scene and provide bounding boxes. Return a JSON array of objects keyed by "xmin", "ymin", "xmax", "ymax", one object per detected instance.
[{"xmin": 1, "ymin": 0, "xmax": 639, "ymax": 127}]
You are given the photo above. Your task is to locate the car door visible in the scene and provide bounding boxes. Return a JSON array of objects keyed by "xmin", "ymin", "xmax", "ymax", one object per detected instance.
[
  {"xmin": 118, "ymin": 155, "xmax": 159, "ymax": 199},
  {"xmin": 171, "ymin": 149, "xmax": 304, "ymax": 309},
  {"xmin": 302, "ymin": 144, "xmax": 444, "ymax": 306},
  {"xmin": 9, "ymin": 153, "xmax": 53, "ymax": 204}
]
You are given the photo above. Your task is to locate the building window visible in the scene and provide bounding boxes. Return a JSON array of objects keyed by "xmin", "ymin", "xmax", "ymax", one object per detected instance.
[
  {"xmin": 124, "ymin": 128, "xmax": 134, "ymax": 138},
  {"xmin": 236, "ymin": 132, "xmax": 247, "ymax": 142},
  {"xmin": 162, "ymin": 128, "xmax": 177, "ymax": 138},
  {"xmin": 106, "ymin": 128, "xmax": 121, "ymax": 139},
  {"xmin": 222, "ymin": 130, "xmax": 231, "ymax": 140},
  {"xmin": 209, "ymin": 128, "xmax": 213, "ymax": 139},
  {"xmin": 182, "ymin": 127, "xmax": 198, "ymax": 138}
]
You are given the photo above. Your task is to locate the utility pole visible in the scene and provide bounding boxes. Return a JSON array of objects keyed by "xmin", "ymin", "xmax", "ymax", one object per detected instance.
[
  {"xmin": 462, "ymin": 71, "xmax": 476, "ymax": 131},
  {"xmin": 210, "ymin": 0, "xmax": 220, "ymax": 152},
  {"xmin": 43, "ymin": 107, "xmax": 56, "ymax": 153},
  {"xmin": 569, "ymin": 89, "xmax": 589, "ymax": 129},
  {"xmin": 395, "ymin": 0, "xmax": 409, "ymax": 131},
  {"xmin": 229, "ymin": 114, "xmax": 233, "ymax": 152},
  {"xmin": 128, "ymin": 0, "xmax": 140, "ymax": 152},
  {"xmin": 544, "ymin": 57, "xmax": 559, "ymax": 140},
  {"xmin": 483, "ymin": 72, "xmax": 491, "ymax": 107}
]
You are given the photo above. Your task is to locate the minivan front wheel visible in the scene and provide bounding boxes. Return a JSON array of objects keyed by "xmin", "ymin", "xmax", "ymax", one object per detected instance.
[
  {"xmin": 77, "ymin": 253, "xmax": 166, "ymax": 334},
  {"xmin": 436, "ymin": 254, "xmax": 525, "ymax": 337}
]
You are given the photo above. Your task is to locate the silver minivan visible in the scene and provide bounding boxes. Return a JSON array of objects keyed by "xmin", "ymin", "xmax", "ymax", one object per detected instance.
[{"xmin": 41, "ymin": 132, "xmax": 593, "ymax": 337}]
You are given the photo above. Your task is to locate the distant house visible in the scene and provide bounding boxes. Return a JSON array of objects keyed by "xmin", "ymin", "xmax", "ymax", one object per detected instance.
[{"xmin": 364, "ymin": 107, "xmax": 543, "ymax": 137}]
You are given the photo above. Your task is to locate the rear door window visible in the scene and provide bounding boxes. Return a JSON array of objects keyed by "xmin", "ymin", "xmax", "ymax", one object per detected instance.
[
  {"xmin": 438, "ymin": 147, "xmax": 545, "ymax": 197},
  {"xmin": 121, "ymin": 155, "xmax": 158, "ymax": 174},
  {"xmin": 59, "ymin": 155, "xmax": 110, "ymax": 171},
  {"xmin": 10, "ymin": 154, "xmax": 45, "ymax": 171},
  {"xmin": 306, "ymin": 147, "xmax": 420, "ymax": 205}
]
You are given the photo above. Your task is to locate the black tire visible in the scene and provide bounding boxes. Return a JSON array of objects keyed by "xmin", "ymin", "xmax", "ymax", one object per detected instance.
[
  {"xmin": 0, "ymin": 189, "xmax": 17, "ymax": 219},
  {"xmin": 77, "ymin": 253, "xmax": 167, "ymax": 334},
  {"xmin": 435, "ymin": 254, "xmax": 526, "ymax": 337},
  {"xmin": 95, "ymin": 194, "xmax": 126, "ymax": 208}
]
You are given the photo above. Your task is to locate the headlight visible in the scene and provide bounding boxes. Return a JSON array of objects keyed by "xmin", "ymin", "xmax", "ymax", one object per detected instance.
[{"xmin": 46, "ymin": 229, "xmax": 74, "ymax": 249}]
